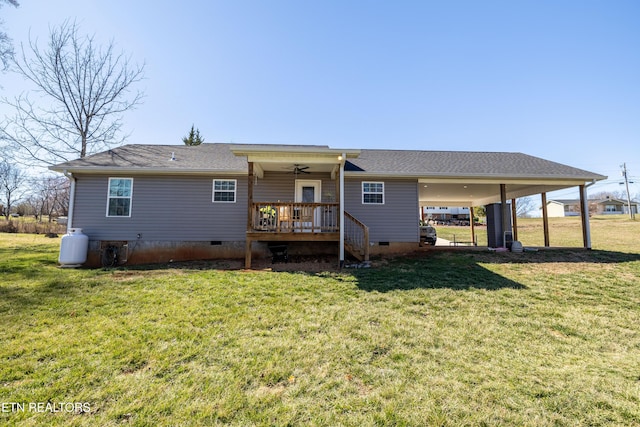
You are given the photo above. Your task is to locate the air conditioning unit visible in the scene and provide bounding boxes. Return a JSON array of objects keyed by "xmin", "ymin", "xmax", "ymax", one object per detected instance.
[{"xmin": 100, "ymin": 241, "xmax": 129, "ymax": 267}]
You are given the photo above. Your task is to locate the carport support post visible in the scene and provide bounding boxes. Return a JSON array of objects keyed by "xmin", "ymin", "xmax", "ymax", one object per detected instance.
[
  {"xmin": 580, "ymin": 184, "xmax": 592, "ymax": 249},
  {"xmin": 500, "ymin": 184, "xmax": 509, "ymax": 246},
  {"xmin": 511, "ymin": 198, "xmax": 518, "ymax": 242},
  {"xmin": 469, "ymin": 206, "xmax": 476, "ymax": 245},
  {"xmin": 541, "ymin": 192, "xmax": 550, "ymax": 247}
]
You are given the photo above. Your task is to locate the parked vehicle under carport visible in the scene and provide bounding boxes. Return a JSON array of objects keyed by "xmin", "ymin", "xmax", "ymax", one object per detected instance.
[{"xmin": 420, "ymin": 225, "xmax": 437, "ymax": 245}]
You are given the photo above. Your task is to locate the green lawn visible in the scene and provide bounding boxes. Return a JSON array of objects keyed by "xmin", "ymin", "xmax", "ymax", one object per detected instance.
[
  {"xmin": 438, "ymin": 215, "xmax": 639, "ymax": 250},
  {"xmin": 1, "ymin": 217, "xmax": 640, "ymax": 426}
]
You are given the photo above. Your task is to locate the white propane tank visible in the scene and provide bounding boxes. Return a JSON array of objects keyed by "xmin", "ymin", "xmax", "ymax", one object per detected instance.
[{"xmin": 58, "ymin": 228, "xmax": 89, "ymax": 267}]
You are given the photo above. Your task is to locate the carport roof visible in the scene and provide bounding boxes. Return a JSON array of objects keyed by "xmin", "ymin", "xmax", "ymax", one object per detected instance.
[{"xmin": 346, "ymin": 149, "xmax": 603, "ymax": 181}]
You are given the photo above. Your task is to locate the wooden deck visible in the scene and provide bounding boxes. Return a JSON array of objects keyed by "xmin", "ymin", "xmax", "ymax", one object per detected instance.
[
  {"xmin": 244, "ymin": 202, "xmax": 369, "ymax": 267},
  {"xmin": 246, "ymin": 231, "xmax": 340, "ymax": 241}
]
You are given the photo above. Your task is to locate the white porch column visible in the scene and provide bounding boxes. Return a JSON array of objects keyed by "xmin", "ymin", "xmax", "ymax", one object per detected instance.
[
  {"xmin": 580, "ymin": 184, "xmax": 592, "ymax": 249},
  {"xmin": 339, "ymin": 153, "xmax": 345, "ymax": 267}
]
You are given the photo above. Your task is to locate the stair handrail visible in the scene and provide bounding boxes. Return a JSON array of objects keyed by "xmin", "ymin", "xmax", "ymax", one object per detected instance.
[{"xmin": 344, "ymin": 211, "xmax": 369, "ymax": 261}]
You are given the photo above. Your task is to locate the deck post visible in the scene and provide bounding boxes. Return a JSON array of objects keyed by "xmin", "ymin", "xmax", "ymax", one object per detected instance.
[
  {"xmin": 579, "ymin": 184, "xmax": 592, "ymax": 249},
  {"xmin": 245, "ymin": 239, "xmax": 252, "ymax": 269},
  {"xmin": 511, "ymin": 198, "xmax": 518, "ymax": 242},
  {"xmin": 541, "ymin": 192, "xmax": 550, "ymax": 247}
]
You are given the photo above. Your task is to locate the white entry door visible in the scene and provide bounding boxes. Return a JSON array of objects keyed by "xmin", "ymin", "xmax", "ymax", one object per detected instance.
[{"xmin": 295, "ymin": 180, "xmax": 322, "ymax": 232}]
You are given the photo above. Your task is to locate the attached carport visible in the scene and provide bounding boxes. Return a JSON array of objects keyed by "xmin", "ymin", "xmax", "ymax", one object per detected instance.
[
  {"xmin": 418, "ymin": 178, "xmax": 599, "ymax": 248},
  {"xmin": 347, "ymin": 150, "xmax": 607, "ymax": 249}
]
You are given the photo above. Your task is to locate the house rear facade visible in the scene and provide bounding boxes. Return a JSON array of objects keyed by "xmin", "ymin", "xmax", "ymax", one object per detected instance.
[{"xmin": 51, "ymin": 143, "xmax": 606, "ymax": 267}]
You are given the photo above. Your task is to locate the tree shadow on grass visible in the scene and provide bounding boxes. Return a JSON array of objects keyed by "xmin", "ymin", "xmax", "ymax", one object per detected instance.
[
  {"xmin": 470, "ymin": 249, "xmax": 640, "ymax": 265},
  {"xmin": 348, "ymin": 248, "xmax": 640, "ymax": 293},
  {"xmin": 350, "ymin": 255, "xmax": 527, "ymax": 292}
]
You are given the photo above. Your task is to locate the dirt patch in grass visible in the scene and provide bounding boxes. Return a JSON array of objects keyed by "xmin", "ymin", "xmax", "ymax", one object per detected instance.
[{"xmin": 252, "ymin": 255, "xmax": 342, "ymax": 272}]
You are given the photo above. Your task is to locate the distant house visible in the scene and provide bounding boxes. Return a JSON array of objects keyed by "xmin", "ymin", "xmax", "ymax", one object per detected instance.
[
  {"xmin": 51, "ymin": 143, "xmax": 606, "ymax": 267},
  {"xmin": 546, "ymin": 199, "xmax": 582, "ymax": 217},
  {"xmin": 547, "ymin": 197, "xmax": 639, "ymax": 217},
  {"xmin": 421, "ymin": 206, "xmax": 470, "ymax": 222},
  {"xmin": 591, "ymin": 198, "xmax": 639, "ymax": 215}
]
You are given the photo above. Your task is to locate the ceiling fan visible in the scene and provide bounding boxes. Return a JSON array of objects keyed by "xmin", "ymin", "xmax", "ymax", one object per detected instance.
[{"xmin": 285, "ymin": 164, "xmax": 311, "ymax": 174}]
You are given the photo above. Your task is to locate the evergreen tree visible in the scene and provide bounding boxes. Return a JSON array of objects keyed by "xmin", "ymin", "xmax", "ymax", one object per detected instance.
[{"xmin": 182, "ymin": 125, "xmax": 204, "ymax": 146}]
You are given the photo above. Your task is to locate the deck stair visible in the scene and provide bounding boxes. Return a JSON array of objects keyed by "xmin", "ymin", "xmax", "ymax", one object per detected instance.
[{"xmin": 344, "ymin": 211, "xmax": 369, "ymax": 262}]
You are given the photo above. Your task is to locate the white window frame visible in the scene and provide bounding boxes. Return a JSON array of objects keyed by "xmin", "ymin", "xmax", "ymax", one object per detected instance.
[
  {"xmin": 106, "ymin": 177, "xmax": 134, "ymax": 217},
  {"xmin": 362, "ymin": 181, "xmax": 384, "ymax": 205},
  {"xmin": 212, "ymin": 179, "xmax": 237, "ymax": 203}
]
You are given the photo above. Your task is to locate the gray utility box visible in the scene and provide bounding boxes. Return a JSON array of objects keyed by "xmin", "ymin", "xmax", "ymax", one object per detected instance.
[{"xmin": 486, "ymin": 203, "xmax": 513, "ymax": 248}]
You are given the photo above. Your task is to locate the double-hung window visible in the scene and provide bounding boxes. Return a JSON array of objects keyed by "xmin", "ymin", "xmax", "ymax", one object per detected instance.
[
  {"xmin": 213, "ymin": 179, "xmax": 236, "ymax": 202},
  {"xmin": 106, "ymin": 178, "xmax": 133, "ymax": 217},
  {"xmin": 362, "ymin": 182, "xmax": 384, "ymax": 204}
]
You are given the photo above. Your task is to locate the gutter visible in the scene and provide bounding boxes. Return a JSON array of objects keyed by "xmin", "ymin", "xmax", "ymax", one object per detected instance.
[
  {"xmin": 344, "ymin": 171, "xmax": 608, "ymax": 182},
  {"xmin": 62, "ymin": 170, "xmax": 76, "ymax": 234},
  {"xmin": 49, "ymin": 166, "xmax": 248, "ymax": 176}
]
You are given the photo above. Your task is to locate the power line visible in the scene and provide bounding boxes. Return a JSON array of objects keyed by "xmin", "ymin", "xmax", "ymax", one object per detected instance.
[{"xmin": 620, "ymin": 163, "xmax": 635, "ymax": 219}]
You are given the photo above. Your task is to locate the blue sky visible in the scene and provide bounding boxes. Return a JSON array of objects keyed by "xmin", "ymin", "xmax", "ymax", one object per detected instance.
[{"xmin": 2, "ymin": 0, "xmax": 640, "ymax": 198}]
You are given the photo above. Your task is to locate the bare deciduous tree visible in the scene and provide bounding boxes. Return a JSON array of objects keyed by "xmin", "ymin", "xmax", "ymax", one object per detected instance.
[
  {"xmin": 1, "ymin": 20, "xmax": 145, "ymax": 166},
  {"xmin": 515, "ymin": 196, "xmax": 537, "ymax": 218},
  {"xmin": 0, "ymin": 159, "xmax": 27, "ymax": 219},
  {"xmin": 0, "ymin": 0, "xmax": 19, "ymax": 71},
  {"xmin": 590, "ymin": 190, "xmax": 625, "ymax": 201},
  {"xmin": 27, "ymin": 175, "xmax": 69, "ymax": 221}
]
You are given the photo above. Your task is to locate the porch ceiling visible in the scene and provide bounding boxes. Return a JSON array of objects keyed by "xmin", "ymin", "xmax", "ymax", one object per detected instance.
[
  {"xmin": 257, "ymin": 161, "xmax": 337, "ymax": 174},
  {"xmin": 418, "ymin": 179, "xmax": 586, "ymax": 206},
  {"xmin": 230, "ymin": 144, "xmax": 361, "ymax": 177}
]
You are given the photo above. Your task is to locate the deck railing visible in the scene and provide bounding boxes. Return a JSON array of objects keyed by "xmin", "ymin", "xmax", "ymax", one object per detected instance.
[{"xmin": 250, "ymin": 202, "xmax": 339, "ymax": 233}]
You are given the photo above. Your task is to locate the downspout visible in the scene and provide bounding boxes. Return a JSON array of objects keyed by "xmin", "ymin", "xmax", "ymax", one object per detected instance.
[
  {"xmin": 339, "ymin": 153, "xmax": 345, "ymax": 268},
  {"xmin": 582, "ymin": 180, "xmax": 596, "ymax": 250},
  {"xmin": 63, "ymin": 170, "xmax": 76, "ymax": 234}
]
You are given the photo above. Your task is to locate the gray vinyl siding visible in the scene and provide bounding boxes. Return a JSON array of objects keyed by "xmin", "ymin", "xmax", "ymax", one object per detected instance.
[
  {"xmin": 72, "ymin": 174, "xmax": 247, "ymax": 241},
  {"xmin": 344, "ymin": 178, "xmax": 419, "ymax": 242},
  {"xmin": 254, "ymin": 172, "xmax": 337, "ymax": 203}
]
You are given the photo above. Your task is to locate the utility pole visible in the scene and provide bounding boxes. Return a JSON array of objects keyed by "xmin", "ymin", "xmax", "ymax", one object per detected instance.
[{"xmin": 621, "ymin": 163, "xmax": 635, "ymax": 220}]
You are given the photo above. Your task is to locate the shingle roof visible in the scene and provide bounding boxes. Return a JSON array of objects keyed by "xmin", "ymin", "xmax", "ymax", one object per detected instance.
[
  {"xmin": 50, "ymin": 143, "xmax": 248, "ymax": 172},
  {"xmin": 550, "ymin": 199, "xmax": 640, "ymax": 204},
  {"xmin": 50, "ymin": 143, "xmax": 606, "ymax": 181},
  {"xmin": 347, "ymin": 149, "xmax": 604, "ymax": 180},
  {"xmin": 548, "ymin": 199, "xmax": 580, "ymax": 205}
]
